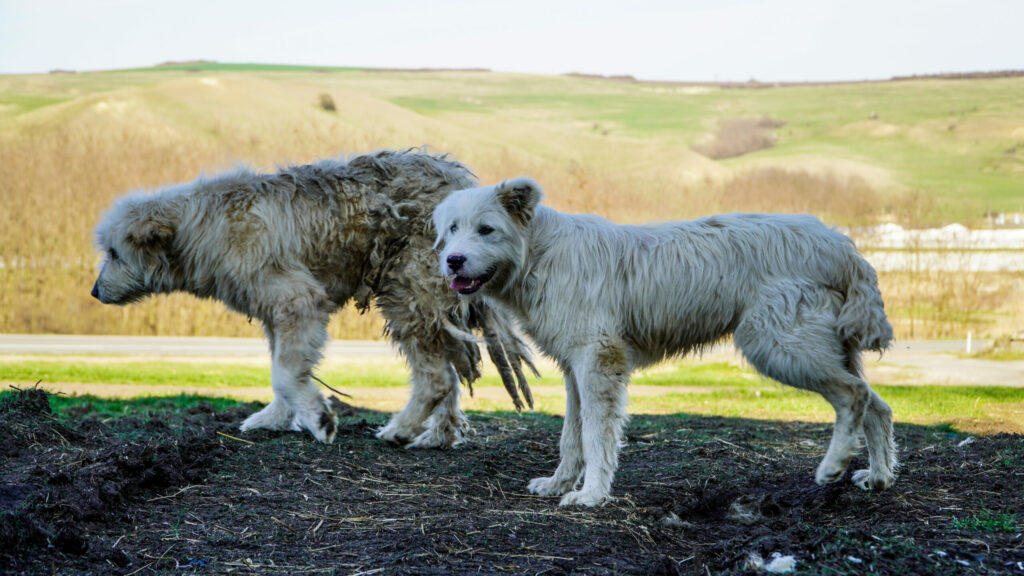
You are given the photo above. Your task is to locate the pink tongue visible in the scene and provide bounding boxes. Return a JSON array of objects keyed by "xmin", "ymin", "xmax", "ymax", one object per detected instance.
[{"xmin": 450, "ymin": 276, "xmax": 476, "ymax": 291}]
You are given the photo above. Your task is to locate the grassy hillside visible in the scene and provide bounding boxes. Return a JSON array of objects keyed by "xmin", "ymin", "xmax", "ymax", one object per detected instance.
[{"xmin": 1, "ymin": 65, "xmax": 1022, "ymax": 338}]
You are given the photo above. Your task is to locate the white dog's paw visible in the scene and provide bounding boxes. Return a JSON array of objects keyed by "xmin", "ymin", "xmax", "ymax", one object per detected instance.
[
  {"xmin": 527, "ymin": 476, "xmax": 573, "ymax": 497},
  {"xmin": 851, "ymin": 469, "xmax": 895, "ymax": 491},
  {"xmin": 814, "ymin": 457, "xmax": 853, "ymax": 485},
  {"xmin": 559, "ymin": 489, "xmax": 611, "ymax": 507},
  {"xmin": 240, "ymin": 400, "xmax": 294, "ymax": 432},
  {"xmin": 291, "ymin": 398, "xmax": 338, "ymax": 444}
]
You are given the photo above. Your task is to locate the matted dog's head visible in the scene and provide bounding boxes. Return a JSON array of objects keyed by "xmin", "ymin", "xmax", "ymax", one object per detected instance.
[
  {"xmin": 92, "ymin": 192, "xmax": 180, "ymax": 305},
  {"xmin": 433, "ymin": 177, "xmax": 543, "ymax": 296}
]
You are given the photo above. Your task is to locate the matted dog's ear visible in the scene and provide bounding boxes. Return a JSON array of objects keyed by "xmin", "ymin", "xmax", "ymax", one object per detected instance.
[
  {"xmin": 126, "ymin": 203, "xmax": 176, "ymax": 248},
  {"xmin": 496, "ymin": 178, "xmax": 543, "ymax": 225}
]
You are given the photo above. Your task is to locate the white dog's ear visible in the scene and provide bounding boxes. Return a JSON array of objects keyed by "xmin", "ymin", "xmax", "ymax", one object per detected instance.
[
  {"xmin": 126, "ymin": 202, "xmax": 176, "ymax": 248},
  {"xmin": 432, "ymin": 203, "xmax": 450, "ymax": 249},
  {"xmin": 496, "ymin": 178, "xmax": 543, "ymax": 225}
]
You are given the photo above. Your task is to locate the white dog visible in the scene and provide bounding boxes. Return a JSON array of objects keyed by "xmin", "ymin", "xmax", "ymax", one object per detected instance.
[
  {"xmin": 433, "ymin": 178, "xmax": 897, "ymax": 506},
  {"xmin": 93, "ymin": 150, "xmax": 534, "ymax": 448}
]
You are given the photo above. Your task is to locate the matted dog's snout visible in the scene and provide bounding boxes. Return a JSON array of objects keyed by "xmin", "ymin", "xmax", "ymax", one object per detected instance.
[
  {"xmin": 447, "ymin": 253, "xmax": 467, "ymax": 272},
  {"xmin": 90, "ymin": 282, "xmax": 100, "ymax": 300}
]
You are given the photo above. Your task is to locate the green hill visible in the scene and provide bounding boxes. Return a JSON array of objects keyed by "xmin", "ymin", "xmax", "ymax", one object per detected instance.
[{"xmin": 0, "ymin": 64, "xmax": 1021, "ymax": 338}]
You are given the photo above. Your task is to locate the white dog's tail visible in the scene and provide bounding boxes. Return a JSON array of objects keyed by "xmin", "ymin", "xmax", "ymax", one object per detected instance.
[{"xmin": 836, "ymin": 252, "xmax": 893, "ymax": 353}]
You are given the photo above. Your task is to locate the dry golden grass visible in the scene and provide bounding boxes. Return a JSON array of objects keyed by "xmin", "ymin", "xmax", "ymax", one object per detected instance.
[{"xmin": 717, "ymin": 167, "xmax": 880, "ymax": 226}]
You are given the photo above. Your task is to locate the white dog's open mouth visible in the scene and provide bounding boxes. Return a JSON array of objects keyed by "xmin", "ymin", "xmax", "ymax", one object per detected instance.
[{"xmin": 450, "ymin": 269, "xmax": 494, "ymax": 295}]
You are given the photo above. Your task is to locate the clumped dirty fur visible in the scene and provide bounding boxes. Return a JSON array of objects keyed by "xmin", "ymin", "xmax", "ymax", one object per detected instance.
[{"xmin": 93, "ymin": 149, "xmax": 535, "ymax": 447}]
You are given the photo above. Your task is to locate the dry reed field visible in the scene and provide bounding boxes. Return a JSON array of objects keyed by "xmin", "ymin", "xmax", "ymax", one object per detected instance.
[{"xmin": 1, "ymin": 67, "xmax": 1022, "ymax": 340}]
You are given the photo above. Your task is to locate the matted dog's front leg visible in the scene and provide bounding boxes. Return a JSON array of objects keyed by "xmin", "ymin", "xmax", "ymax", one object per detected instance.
[
  {"xmin": 559, "ymin": 346, "xmax": 630, "ymax": 507},
  {"xmin": 528, "ymin": 370, "xmax": 584, "ymax": 496},
  {"xmin": 248, "ymin": 300, "xmax": 336, "ymax": 443},
  {"xmin": 241, "ymin": 325, "xmax": 294, "ymax": 433}
]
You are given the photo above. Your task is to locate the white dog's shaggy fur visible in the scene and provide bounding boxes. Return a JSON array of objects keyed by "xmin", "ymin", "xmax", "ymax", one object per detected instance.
[
  {"xmin": 433, "ymin": 178, "xmax": 897, "ymax": 506},
  {"xmin": 93, "ymin": 150, "xmax": 534, "ymax": 448}
]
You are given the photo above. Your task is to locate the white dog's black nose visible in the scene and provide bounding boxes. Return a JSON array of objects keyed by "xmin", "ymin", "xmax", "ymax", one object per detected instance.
[
  {"xmin": 90, "ymin": 282, "xmax": 100, "ymax": 300},
  {"xmin": 447, "ymin": 254, "xmax": 466, "ymax": 273}
]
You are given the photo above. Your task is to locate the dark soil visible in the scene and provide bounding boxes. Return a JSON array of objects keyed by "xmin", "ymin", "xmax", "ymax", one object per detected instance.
[{"xmin": 1, "ymin": 388, "xmax": 1022, "ymax": 575}]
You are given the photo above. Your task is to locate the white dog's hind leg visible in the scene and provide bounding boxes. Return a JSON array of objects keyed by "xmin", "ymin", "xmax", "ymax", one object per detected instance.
[
  {"xmin": 852, "ymin": 389, "xmax": 897, "ymax": 490},
  {"xmin": 528, "ymin": 369, "xmax": 584, "ymax": 497},
  {"xmin": 842, "ymin": 349, "xmax": 897, "ymax": 490},
  {"xmin": 736, "ymin": 287, "xmax": 869, "ymax": 486},
  {"xmin": 813, "ymin": 375, "xmax": 870, "ymax": 484},
  {"xmin": 377, "ymin": 347, "xmax": 464, "ymax": 448},
  {"xmin": 558, "ymin": 344, "xmax": 630, "ymax": 507}
]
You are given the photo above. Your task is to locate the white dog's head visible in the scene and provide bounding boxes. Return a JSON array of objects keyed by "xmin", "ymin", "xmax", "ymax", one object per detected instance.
[
  {"xmin": 433, "ymin": 177, "xmax": 543, "ymax": 296},
  {"xmin": 92, "ymin": 192, "xmax": 181, "ymax": 305}
]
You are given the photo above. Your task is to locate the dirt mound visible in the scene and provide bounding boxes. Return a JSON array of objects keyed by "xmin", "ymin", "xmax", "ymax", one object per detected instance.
[
  {"xmin": 0, "ymin": 390, "xmax": 248, "ymax": 571},
  {"xmin": 2, "ymin": 391, "xmax": 1022, "ymax": 575}
]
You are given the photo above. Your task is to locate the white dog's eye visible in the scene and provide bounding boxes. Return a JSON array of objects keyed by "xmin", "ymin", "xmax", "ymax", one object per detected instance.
[
  {"xmin": 449, "ymin": 224, "xmax": 458, "ymax": 233},
  {"xmin": 478, "ymin": 225, "xmax": 494, "ymax": 236},
  {"xmin": 109, "ymin": 248, "xmax": 119, "ymax": 261}
]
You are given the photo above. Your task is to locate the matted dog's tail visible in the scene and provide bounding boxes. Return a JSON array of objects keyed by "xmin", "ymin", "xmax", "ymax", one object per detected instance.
[{"xmin": 836, "ymin": 251, "xmax": 893, "ymax": 353}]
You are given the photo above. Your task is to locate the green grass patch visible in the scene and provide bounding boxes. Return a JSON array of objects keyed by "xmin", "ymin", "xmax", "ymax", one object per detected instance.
[
  {"xmin": 53, "ymin": 393, "xmax": 248, "ymax": 419},
  {"xmin": 0, "ymin": 359, "xmax": 407, "ymax": 389},
  {"xmin": 4, "ymin": 358, "xmax": 1023, "ymax": 433},
  {"xmin": 972, "ymin": 349, "xmax": 1024, "ymax": 361},
  {"xmin": 0, "ymin": 93, "xmax": 71, "ymax": 115},
  {"xmin": 952, "ymin": 509, "xmax": 1019, "ymax": 532},
  {"xmin": 0, "ymin": 388, "xmax": 247, "ymax": 419}
]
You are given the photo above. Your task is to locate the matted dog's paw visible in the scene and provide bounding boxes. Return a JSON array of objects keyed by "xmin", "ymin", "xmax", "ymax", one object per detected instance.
[
  {"xmin": 851, "ymin": 469, "xmax": 894, "ymax": 491},
  {"xmin": 532, "ymin": 475, "xmax": 573, "ymax": 498},
  {"xmin": 559, "ymin": 489, "xmax": 611, "ymax": 507},
  {"xmin": 376, "ymin": 423, "xmax": 417, "ymax": 447},
  {"xmin": 240, "ymin": 400, "xmax": 294, "ymax": 433},
  {"xmin": 407, "ymin": 426, "xmax": 462, "ymax": 449},
  {"xmin": 405, "ymin": 411, "xmax": 471, "ymax": 449},
  {"xmin": 293, "ymin": 400, "xmax": 338, "ymax": 444}
]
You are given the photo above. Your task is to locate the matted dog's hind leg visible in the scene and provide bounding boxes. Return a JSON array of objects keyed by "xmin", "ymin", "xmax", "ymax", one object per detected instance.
[
  {"xmin": 266, "ymin": 296, "xmax": 337, "ymax": 444},
  {"xmin": 377, "ymin": 344, "xmax": 464, "ymax": 448},
  {"xmin": 558, "ymin": 344, "xmax": 630, "ymax": 507},
  {"xmin": 528, "ymin": 369, "xmax": 584, "ymax": 497},
  {"xmin": 409, "ymin": 364, "xmax": 470, "ymax": 448}
]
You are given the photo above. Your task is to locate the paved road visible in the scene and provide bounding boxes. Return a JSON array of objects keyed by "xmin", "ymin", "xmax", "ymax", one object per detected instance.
[
  {"xmin": 1, "ymin": 334, "xmax": 1021, "ymax": 386},
  {"xmin": 0, "ymin": 334, "xmax": 397, "ymax": 359}
]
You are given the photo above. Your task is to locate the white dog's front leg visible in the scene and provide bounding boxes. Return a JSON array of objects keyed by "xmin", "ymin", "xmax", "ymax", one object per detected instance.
[
  {"xmin": 377, "ymin": 349, "xmax": 466, "ymax": 448},
  {"xmin": 528, "ymin": 369, "xmax": 584, "ymax": 496},
  {"xmin": 558, "ymin": 346, "xmax": 630, "ymax": 507}
]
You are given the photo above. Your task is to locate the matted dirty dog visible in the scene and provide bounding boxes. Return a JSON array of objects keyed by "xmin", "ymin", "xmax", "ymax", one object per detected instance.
[
  {"xmin": 93, "ymin": 149, "xmax": 535, "ymax": 448},
  {"xmin": 433, "ymin": 177, "xmax": 897, "ymax": 506}
]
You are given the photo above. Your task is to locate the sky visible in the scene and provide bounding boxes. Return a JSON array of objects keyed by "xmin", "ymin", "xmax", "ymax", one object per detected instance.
[{"xmin": 0, "ymin": 0, "xmax": 1021, "ymax": 82}]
